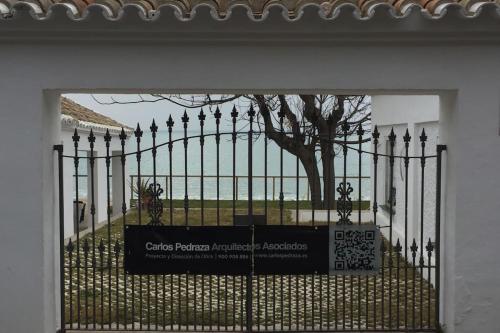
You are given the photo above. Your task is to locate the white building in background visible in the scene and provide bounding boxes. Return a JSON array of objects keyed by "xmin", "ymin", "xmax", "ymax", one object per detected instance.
[
  {"xmin": 60, "ymin": 97, "xmax": 132, "ymax": 238},
  {"xmin": 371, "ymin": 96, "xmax": 439, "ymax": 256}
]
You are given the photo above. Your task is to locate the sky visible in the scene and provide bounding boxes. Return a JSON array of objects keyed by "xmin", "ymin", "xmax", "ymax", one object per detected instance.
[
  {"xmin": 63, "ymin": 93, "xmax": 374, "ymax": 135},
  {"xmin": 64, "ymin": 94, "xmax": 247, "ymax": 132}
]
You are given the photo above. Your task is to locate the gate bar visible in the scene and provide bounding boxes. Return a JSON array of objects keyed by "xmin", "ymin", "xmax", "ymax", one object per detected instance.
[
  {"xmin": 435, "ymin": 144, "xmax": 446, "ymax": 330},
  {"xmin": 246, "ymin": 106, "xmax": 255, "ymax": 332},
  {"xmin": 55, "ymin": 144, "xmax": 65, "ymax": 333}
]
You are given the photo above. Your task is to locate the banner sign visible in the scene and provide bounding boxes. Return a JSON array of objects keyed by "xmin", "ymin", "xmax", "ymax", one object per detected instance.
[
  {"xmin": 124, "ymin": 225, "xmax": 252, "ymax": 275},
  {"xmin": 124, "ymin": 224, "xmax": 380, "ymax": 275}
]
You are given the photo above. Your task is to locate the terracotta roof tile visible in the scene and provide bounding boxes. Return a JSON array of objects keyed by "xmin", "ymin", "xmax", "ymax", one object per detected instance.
[
  {"xmin": 2, "ymin": 0, "xmax": 500, "ymax": 22},
  {"xmin": 2, "ymin": 0, "xmax": 499, "ymax": 18},
  {"xmin": 60, "ymin": 0, "xmax": 90, "ymax": 12},
  {"xmin": 61, "ymin": 97, "xmax": 131, "ymax": 130}
]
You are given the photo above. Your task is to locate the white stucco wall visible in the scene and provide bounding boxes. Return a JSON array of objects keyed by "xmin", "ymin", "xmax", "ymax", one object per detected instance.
[
  {"xmin": 372, "ymin": 96, "xmax": 439, "ymax": 262},
  {"xmin": 0, "ymin": 9, "xmax": 500, "ymax": 333},
  {"xmin": 372, "ymin": 95, "xmax": 439, "ymax": 125},
  {"xmin": 416, "ymin": 122, "xmax": 438, "ymax": 246}
]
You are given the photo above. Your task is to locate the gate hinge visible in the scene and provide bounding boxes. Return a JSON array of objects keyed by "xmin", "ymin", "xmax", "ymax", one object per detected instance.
[{"xmin": 53, "ymin": 144, "xmax": 63, "ymax": 152}]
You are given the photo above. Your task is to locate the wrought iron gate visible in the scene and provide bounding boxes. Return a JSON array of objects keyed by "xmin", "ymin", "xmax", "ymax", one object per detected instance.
[{"xmin": 55, "ymin": 106, "xmax": 445, "ymax": 332}]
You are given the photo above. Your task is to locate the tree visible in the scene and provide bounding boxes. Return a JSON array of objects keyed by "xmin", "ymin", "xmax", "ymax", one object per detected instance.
[{"xmin": 93, "ymin": 94, "xmax": 371, "ymax": 209}]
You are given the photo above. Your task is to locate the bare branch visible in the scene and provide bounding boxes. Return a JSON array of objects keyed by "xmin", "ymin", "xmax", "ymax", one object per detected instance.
[
  {"xmin": 299, "ymin": 95, "xmax": 328, "ymax": 132},
  {"xmin": 254, "ymin": 95, "xmax": 308, "ymax": 155},
  {"xmin": 277, "ymin": 95, "xmax": 303, "ymax": 142},
  {"xmin": 92, "ymin": 94, "xmax": 242, "ymax": 109}
]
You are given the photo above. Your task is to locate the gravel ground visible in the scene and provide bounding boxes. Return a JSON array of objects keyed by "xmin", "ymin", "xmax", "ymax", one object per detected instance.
[{"xmin": 64, "ymin": 208, "xmax": 436, "ymax": 331}]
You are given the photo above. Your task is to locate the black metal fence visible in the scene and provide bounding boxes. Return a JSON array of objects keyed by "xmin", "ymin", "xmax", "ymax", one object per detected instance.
[
  {"xmin": 128, "ymin": 174, "xmax": 371, "ymax": 202},
  {"xmin": 55, "ymin": 106, "xmax": 445, "ymax": 332}
]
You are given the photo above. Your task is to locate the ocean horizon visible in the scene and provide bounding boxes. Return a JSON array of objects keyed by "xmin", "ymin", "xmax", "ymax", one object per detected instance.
[{"xmin": 75, "ymin": 130, "xmax": 372, "ymax": 202}]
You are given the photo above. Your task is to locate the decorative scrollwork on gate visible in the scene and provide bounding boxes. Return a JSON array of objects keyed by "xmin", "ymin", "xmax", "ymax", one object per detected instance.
[
  {"xmin": 146, "ymin": 182, "xmax": 164, "ymax": 225},
  {"xmin": 336, "ymin": 181, "xmax": 354, "ymax": 225}
]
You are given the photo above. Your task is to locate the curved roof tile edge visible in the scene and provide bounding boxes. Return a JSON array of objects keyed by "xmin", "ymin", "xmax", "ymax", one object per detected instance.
[
  {"xmin": 1, "ymin": 0, "xmax": 500, "ymax": 20},
  {"xmin": 61, "ymin": 115, "xmax": 134, "ymax": 135}
]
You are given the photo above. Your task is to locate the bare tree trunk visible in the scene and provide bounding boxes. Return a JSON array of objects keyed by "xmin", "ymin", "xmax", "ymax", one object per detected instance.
[
  {"xmin": 299, "ymin": 150, "xmax": 322, "ymax": 210},
  {"xmin": 320, "ymin": 139, "xmax": 336, "ymax": 210}
]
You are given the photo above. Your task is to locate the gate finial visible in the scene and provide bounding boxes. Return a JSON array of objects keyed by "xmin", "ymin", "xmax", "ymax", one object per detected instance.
[
  {"xmin": 198, "ymin": 108, "xmax": 206, "ymax": 124},
  {"xmin": 104, "ymin": 129, "xmax": 111, "ymax": 144},
  {"xmin": 372, "ymin": 125, "xmax": 380, "ymax": 142},
  {"xmin": 248, "ymin": 104, "xmax": 255, "ymax": 119},
  {"xmin": 411, "ymin": 239, "xmax": 418, "ymax": 258},
  {"xmin": 426, "ymin": 238, "xmax": 434, "ymax": 253},
  {"xmin": 395, "ymin": 239, "xmax": 402, "ymax": 253},
  {"xmin": 166, "ymin": 114, "xmax": 174, "ymax": 128},
  {"xmin": 388, "ymin": 127, "xmax": 396, "ymax": 144},
  {"xmin": 98, "ymin": 238, "xmax": 105, "ymax": 254},
  {"xmin": 72, "ymin": 128, "xmax": 80, "ymax": 144},
  {"xmin": 419, "ymin": 128, "xmax": 427, "ymax": 143},
  {"xmin": 356, "ymin": 124, "xmax": 365, "ymax": 136},
  {"xmin": 214, "ymin": 106, "xmax": 221, "ymax": 122},
  {"xmin": 403, "ymin": 128, "xmax": 411, "ymax": 144},
  {"xmin": 231, "ymin": 105, "xmax": 238, "ymax": 121},
  {"xmin": 66, "ymin": 239, "xmax": 74, "ymax": 254},
  {"xmin": 88, "ymin": 129, "xmax": 95, "ymax": 145},
  {"xmin": 150, "ymin": 119, "xmax": 158, "ymax": 135},
  {"xmin": 182, "ymin": 110, "xmax": 189, "ymax": 127},
  {"xmin": 134, "ymin": 123, "xmax": 143, "ymax": 140},
  {"xmin": 341, "ymin": 120, "xmax": 350, "ymax": 134},
  {"xmin": 118, "ymin": 128, "xmax": 127, "ymax": 142}
]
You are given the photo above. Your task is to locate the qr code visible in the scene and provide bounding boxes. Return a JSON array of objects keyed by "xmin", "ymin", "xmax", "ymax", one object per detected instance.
[{"xmin": 329, "ymin": 225, "xmax": 380, "ymax": 275}]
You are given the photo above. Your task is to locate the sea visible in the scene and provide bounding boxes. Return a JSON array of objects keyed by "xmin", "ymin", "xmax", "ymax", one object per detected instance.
[{"xmin": 76, "ymin": 130, "xmax": 371, "ymax": 201}]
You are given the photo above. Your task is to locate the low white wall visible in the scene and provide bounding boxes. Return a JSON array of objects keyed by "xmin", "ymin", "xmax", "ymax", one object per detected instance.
[{"xmin": 292, "ymin": 209, "xmax": 372, "ymax": 224}]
